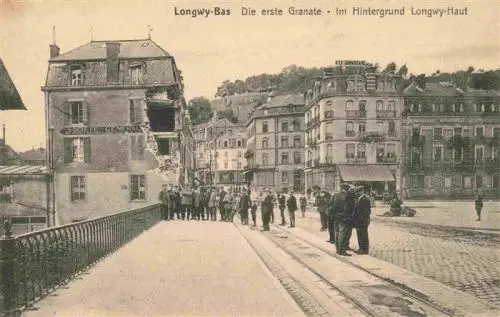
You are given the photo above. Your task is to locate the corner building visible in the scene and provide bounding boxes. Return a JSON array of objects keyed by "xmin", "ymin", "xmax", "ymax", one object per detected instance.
[
  {"xmin": 244, "ymin": 94, "xmax": 306, "ymax": 192},
  {"xmin": 42, "ymin": 39, "xmax": 189, "ymax": 224},
  {"xmin": 304, "ymin": 61, "xmax": 404, "ymax": 193}
]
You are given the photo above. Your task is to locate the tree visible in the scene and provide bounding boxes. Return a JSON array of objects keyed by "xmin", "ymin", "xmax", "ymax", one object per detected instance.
[
  {"xmin": 383, "ymin": 62, "xmax": 397, "ymax": 74},
  {"xmin": 397, "ymin": 64, "xmax": 408, "ymax": 77},
  {"xmin": 217, "ymin": 109, "xmax": 238, "ymax": 123},
  {"xmin": 187, "ymin": 97, "xmax": 213, "ymax": 125}
]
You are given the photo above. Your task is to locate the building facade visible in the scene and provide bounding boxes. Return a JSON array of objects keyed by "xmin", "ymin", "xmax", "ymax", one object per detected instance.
[
  {"xmin": 304, "ymin": 61, "xmax": 404, "ymax": 193},
  {"xmin": 193, "ymin": 118, "xmax": 246, "ymax": 186},
  {"xmin": 42, "ymin": 39, "xmax": 190, "ymax": 224},
  {"xmin": 402, "ymin": 82, "xmax": 500, "ymax": 199},
  {"xmin": 244, "ymin": 94, "xmax": 306, "ymax": 192}
]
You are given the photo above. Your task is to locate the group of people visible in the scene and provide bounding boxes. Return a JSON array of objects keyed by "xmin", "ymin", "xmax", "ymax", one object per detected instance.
[{"xmin": 314, "ymin": 184, "xmax": 372, "ymax": 256}]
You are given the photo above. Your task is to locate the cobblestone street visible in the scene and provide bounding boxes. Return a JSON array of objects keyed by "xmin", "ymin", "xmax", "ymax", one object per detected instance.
[{"xmin": 296, "ymin": 210, "xmax": 500, "ymax": 306}]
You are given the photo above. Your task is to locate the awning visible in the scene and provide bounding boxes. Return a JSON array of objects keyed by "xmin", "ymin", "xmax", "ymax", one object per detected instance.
[{"xmin": 337, "ymin": 165, "xmax": 394, "ymax": 182}]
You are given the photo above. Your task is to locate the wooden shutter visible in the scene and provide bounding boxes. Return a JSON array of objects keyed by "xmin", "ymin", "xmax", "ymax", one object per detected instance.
[
  {"xmin": 63, "ymin": 138, "xmax": 72, "ymax": 163},
  {"xmin": 129, "ymin": 100, "xmax": 135, "ymax": 123},
  {"xmin": 82, "ymin": 102, "xmax": 90, "ymax": 125},
  {"xmin": 70, "ymin": 176, "xmax": 77, "ymax": 201},
  {"xmin": 83, "ymin": 138, "xmax": 91, "ymax": 163},
  {"xmin": 135, "ymin": 99, "xmax": 143, "ymax": 123},
  {"xmin": 63, "ymin": 101, "xmax": 70, "ymax": 126}
]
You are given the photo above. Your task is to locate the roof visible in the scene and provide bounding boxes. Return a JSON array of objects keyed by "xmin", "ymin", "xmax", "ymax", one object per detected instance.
[
  {"xmin": 338, "ymin": 165, "xmax": 394, "ymax": 182},
  {"xmin": 0, "ymin": 165, "xmax": 48, "ymax": 175},
  {"xmin": 50, "ymin": 39, "xmax": 170, "ymax": 62},
  {"xmin": 259, "ymin": 94, "xmax": 305, "ymax": 109},
  {"xmin": 0, "ymin": 58, "xmax": 26, "ymax": 110},
  {"xmin": 404, "ymin": 81, "xmax": 500, "ymax": 97},
  {"xmin": 20, "ymin": 148, "xmax": 46, "ymax": 162}
]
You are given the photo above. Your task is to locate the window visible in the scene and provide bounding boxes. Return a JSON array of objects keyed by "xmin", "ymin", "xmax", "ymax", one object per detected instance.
[
  {"xmin": 388, "ymin": 121, "xmax": 395, "ymax": 136},
  {"xmin": 262, "ymin": 138, "xmax": 269, "ymax": 149},
  {"xmin": 345, "ymin": 100, "xmax": 355, "ymax": 110},
  {"xmin": 327, "ymin": 144, "xmax": 333, "ymax": 156},
  {"xmin": 281, "ymin": 136, "xmax": 289, "ymax": 148},
  {"xmin": 433, "ymin": 128, "xmax": 443, "ymax": 140},
  {"xmin": 237, "ymin": 162, "xmax": 242, "ymax": 169},
  {"xmin": 70, "ymin": 65, "xmax": 83, "ymax": 86},
  {"xmin": 0, "ymin": 180, "xmax": 12, "ymax": 203},
  {"xmin": 376, "ymin": 100, "xmax": 384, "ymax": 111},
  {"xmin": 346, "ymin": 122, "xmax": 355, "ymax": 136},
  {"xmin": 476, "ymin": 104, "xmax": 483, "ymax": 113},
  {"xmin": 444, "ymin": 129, "xmax": 453, "ymax": 138},
  {"xmin": 70, "ymin": 176, "xmax": 86, "ymax": 201},
  {"xmin": 281, "ymin": 122, "xmax": 289, "ymax": 132},
  {"xmin": 476, "ymin": 175, "xmax": 483, "ymax": 188},
  {"xmin": 359, "ymin": 122, "xmax": 366, "ymax": 134},
  {"xmin": 475, "ymin": 147, "xmax": 484, "ymax": 162},
  {"xmin": 237, "ymin": 140, "xmax": 242, "ymax": 147},
  {"xmin": 463, "ymin": 176, "xmax": 472, "ymax": 188},
  {"xmin": 454, "ymin": 147, "xmax": 462, "ymax": 162},
  {"xmin": 238, "ymin": 151, "xmax": 242, "ymax": 157},
  {"xmin": 281, "ymin": 153, "xmax": 289, "ymax": 164},
  {"xmin": 224, "ymin": 161, "xmax": 228, "ymax": 169},
  {"xmin": 262, "ymin": 122, "xmax": 268, "ymax": 133},
  {"xmin": 293, "ymin": 120, "xmax": 300, "ymax": 132},
  {"xmin": 229, "ymin": 139, "xmax": 236, "ymax": 147},
  {"xmin": 433, "ymin": 146, "xmax": 442, "ymax": 162},
  {"xmin": 293, "ymin": 136, "xmax": 301, "ymax": 147},
  {"xmin": 358, "ymin": 100, "xmax": 366, "ymax": 116},
  {"xmin": 223, "ymin": 141, "xmax": 228, "ymax": 148},
  {"xmin": 346, "ymin": 144, "xmax": 355, "ymax": 158},
  {"xmin": 387, "ymin": 144, "xmax": 396, "ymax": 158},
  {"xmin": 129, "ymin": 99, "xmax": 143, "ymax": 124},
  {"xmin": 130, "ymin": 175, "xmax": 146, "ymax": 201},
  {"xmin": 387, "ymin": 101, "xmax": 396, "ymax": 111},
  {"xmin": 475, "ymin": 127, "xmax": 484, "ymax": 137},
  {"xmin": 69, "ymin": 101, "xmax": 85, "ymax": 125},
  {"xmin": 281, "ymin": 172, "xmax": 288, "ymax": 183},
  {"xmin": 294, "ymin": 152, "xmax": 301, "ymax": 164},
  {"xmin": 262, "ymin": 153, "xmax": 269, "ymax": 165},
  {"xmin": 454, "ymin": 127, "xmax": 462, "ymax": 136},
  {"xmin": 357, "ymin": 144, "xmax": 366, "ymax": 158},
  {"xmin": 130, "ymin": 66, "xmax": 143, "ymax": 85},
  {"xmin": 64, "ymin": 138, "xmax": 91, "ymax": 163},
  {"xmin": 224, "ymin": 151, "xmax": 228, "ymax": 157},
  {"xmin": 376, "ymin": 144, "xmax": 385, "ymax": 161},
  {"xmin": 131, "ymin": 135, "xmax": 145, "ymax": 160},
  {"xmin": 493, "ymin": 175, "xmax": 499, "ymax": 188},
  {"xmin": 444, "ymin": 176, "xmax": 452, "ymax": 188}
]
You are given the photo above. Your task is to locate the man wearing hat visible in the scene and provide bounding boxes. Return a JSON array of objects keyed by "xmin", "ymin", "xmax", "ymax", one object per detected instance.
[
  {"xmin": 327, "ymin": 184, "xmax": 347, "ymax": 245},
  {"xmin": 336, "ymin": 184, "xmax": 356, "ymax": 256},
  {"xmin": 261, "ymin": 188, "xmax": 273, "ymax": 231},
  {"xmin": 352, "ymin": 186, "xmax": 371, "ymax": 254},
  {"xmin": 158, "ymin": 184, "xmax": 169, "ymax": 220},
  {"xmin": 286, "ymin": 190, "xmax": 298, "ymax": 228}
]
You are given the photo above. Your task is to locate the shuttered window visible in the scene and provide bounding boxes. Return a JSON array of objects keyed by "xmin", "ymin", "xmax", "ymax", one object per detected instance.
[
  {"xmin": 70, "ymin": 176, "xmax": 86, "ymax": 201},
  {"xmin": 129, "ymin": 99, "xmax": 144, "ymax": 124},
  {"xmin": 130, "ymin": 175, "xmax": 146, "ymax": 201},
  {"xmin": 64, "ymin": 101, "xmax": 89, "ymax": 126},
  {"xmin": 64, "ymin": 138, "xmax": 91, "ymax": 163}
]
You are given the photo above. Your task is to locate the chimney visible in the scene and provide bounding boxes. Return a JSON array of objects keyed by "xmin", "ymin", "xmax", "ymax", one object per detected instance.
[
  {"xmin": 50, "ymin": 44, "xmax": 60, "ymax": 59},
  {"xmin": 106, "ymin": 42, "xmax": 121, "ymax": 82}
]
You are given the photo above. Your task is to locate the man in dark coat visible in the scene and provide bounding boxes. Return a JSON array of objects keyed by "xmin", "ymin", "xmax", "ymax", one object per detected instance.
[
  {"xmin": 286, "ymin": 191, "xmax": 298, "ymax": 228},
  {"xmin": 352, "ymin": 186, "xmax": 371, "ymax": 254},
  {"xmin": 278, "ymin": 194, "xmax": 286, "ymax": 226},
  {"xmin": 239, "ymin": 190, "xmax": 252, "ymax": 225},
  {"xmin": 174, "ymin": 186, "xmax": 182, "ymax": 219},
  {"xmin": 327, "ymin": 188, "xmax": 341, "ymax": 244},
  {"xmin": 337, "ymin": 185, "xmax": 356, "ymax": 256},
  {"xmin": 299, "ymin": 196, "xmax": 307, "ymax": 217},
  {"xmin": 315, "ymin": 187, "xmax": 329, "ymax": 231},
  {"xmin": 475, "ymin": 193, "xmax": 483, "ymax": 221},
  {"xmin": 218, "ymin": 187, "xmax": 227, "ymax": 221},
  {"xmin": 166, "ymin": 185, "xmax": 175, "ymax": 220},
  {"xmin": 193, "ymin": 188, "xmax": 202, "ymax": 220},
  {"xmin": 261, "ymin": 188, "xmax": 273, "ymax": 231}
]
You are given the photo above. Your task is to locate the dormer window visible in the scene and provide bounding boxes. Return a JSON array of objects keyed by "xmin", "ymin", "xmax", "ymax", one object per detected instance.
[
  {"xmin": 70, "ymin": 65, "xmax": 83, "ymax": 86},
  {"xmin": 130, "ymin": 65, "xmax": 143, "ymax": 85}
]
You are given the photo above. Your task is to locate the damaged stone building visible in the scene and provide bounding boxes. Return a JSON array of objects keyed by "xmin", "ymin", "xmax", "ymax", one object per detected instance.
[{"xmin": 42, "ymin": 38, "xmax": 192, "ymax": 224}]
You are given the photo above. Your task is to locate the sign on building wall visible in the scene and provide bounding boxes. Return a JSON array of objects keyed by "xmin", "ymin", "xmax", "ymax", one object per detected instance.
[{"xmin": 60, "ymin": 125, "xmax": 143, "ymax": 135}]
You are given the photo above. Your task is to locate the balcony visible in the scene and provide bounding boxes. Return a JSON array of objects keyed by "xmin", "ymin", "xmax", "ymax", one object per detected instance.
[
  {"xmin": 324, "ymin": 111, "xmax": 334, "ymax": 119},
  {"xmin": 346, "ymin": 156, "xmax": 367, "ymax": 163},
  {"xmin": 377, "ymin": 155, "xmax": 398, "ymax": 164},
  {"xmin": 346, "ymin": 110, "xmax": 367, "ymax": 119},
  {"xmin": 346, "ymin": 131, "xmax": 356, "ymax": 137},
  {"xmin": 358, "ymin": 132, "xmax": 384, "ymax": 143},
  {"xmin": 387, "ymin": 131, "xmax": 397, "ymax": 138},
  {"xmin": 376, "ymin": 111, "xmax": 397, "ymax": 119}
]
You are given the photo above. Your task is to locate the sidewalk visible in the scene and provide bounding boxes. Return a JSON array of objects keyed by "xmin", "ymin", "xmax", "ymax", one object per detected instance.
[
  {"xmin": 22, "ymin": 221, "xmax": 304, "ymax": 317},
  {"xmin": 371, "ymin": 201, "xmax": 500, "ymax": 231}
]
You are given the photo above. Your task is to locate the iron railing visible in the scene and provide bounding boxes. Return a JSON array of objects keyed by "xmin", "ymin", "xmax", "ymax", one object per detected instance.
[{"xmin": 0, "ymin": 204, "xmax": 162, "ymax": 316}]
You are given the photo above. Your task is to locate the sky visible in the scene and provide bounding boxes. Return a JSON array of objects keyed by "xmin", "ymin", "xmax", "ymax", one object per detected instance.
[{"xmin": 0, "ymin": 0, "xmax": 498, "ymax": 152}]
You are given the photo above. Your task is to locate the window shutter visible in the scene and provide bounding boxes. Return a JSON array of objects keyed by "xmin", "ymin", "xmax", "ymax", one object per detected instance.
[
  {"xmin": 129, "ymin": 100, "xmax": 135, "ymax": 123},
  {"xmin": 63, "ymin": 101, "xmax": 70, "ymax": 126},
  {"xmin": 83, "ymin": 138, "xmax": 91, "ymax": 163},
  {"xmin": 70, "ymin": 176, "xmax": 76, "ymax": 201},
  {"xmin": 64, "ymin": 138, "xmax": 72, "ymax": 163},
  {"xmin": 135, "ymin": 99, "xmax": 143, "ymax": 123},
  {"xmin": 83, "ymin": 102, "xmax": 90, "ymax": 125},
  {"xmin": 130, "ymin": 135, "xmax": 136, "ymax": 160}
]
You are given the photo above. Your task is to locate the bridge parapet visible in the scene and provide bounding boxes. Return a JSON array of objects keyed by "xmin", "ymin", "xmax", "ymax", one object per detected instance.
[{"xmin": 0, "ymin": 204, "xmax": 162, "ymax": 316}]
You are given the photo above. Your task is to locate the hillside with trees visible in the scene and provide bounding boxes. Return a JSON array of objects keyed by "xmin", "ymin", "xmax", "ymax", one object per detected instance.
[{"xmin": 187, "ymin": 63, "xmax": 500, "ymax": 126}]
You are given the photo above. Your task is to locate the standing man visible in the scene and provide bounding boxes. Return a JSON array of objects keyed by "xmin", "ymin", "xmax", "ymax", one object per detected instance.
[
  {"xmin": 315, "ymin": 187, "xmax": 328, "ymax": 231},
  {"xmin": 261, "ymin": 188, "xmax": 273, "ymax": 231},
  {"xmin": 475, "ymin": 193, "xmax": 483, "ymax": 221},
  {"xmin": 193, "ymin": 188, "xmax": 201, "ymax": 220},
  {"xmin": 174, "ymin": 186, "xmax": 182, "ymax": 220},
  {"xmin": 218, "ymin": 187, "xmax": 227, "ymax": 221},
  {"xmin": 329, "ymin": 184, "xmax": 347, "ymax": 247},
  {"xmin": 166, "ymin": 184, "xmax": 175, "ymax": 220},
  {"xmin": 250, "ymin": 200, "xmax": 258, "ymax": 227},
  {"xmin": 278, "ymin": 193, "xmax": 286, "ymax": 226},
  {"xmin": 239, "ymin": 190, "xmax": 251, "ymax": 225},
  {"xmin": 207, "ymin": 188, "xmax": 217, "ymax": 221},
  {"xmin": 299, "ymin": 195, "xmax": 307, "ymax": 218},
  {"xmin": 286, "ymin": 191, "xmax": 298, "ymax": 228},
  {"xmin": 223, "ymin": 188, "xmax": 234, "ymax": 222},
  {"xmin": 353, "ymin": 186, "xmax": 371, "ymax": 254},
  {"xmin": 181, "ymin": 187, "xmax": 192, "ymax": 220},
  {"xmin": 337, "ymin": 185, "xmax": 356, "ymax": 256}
]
